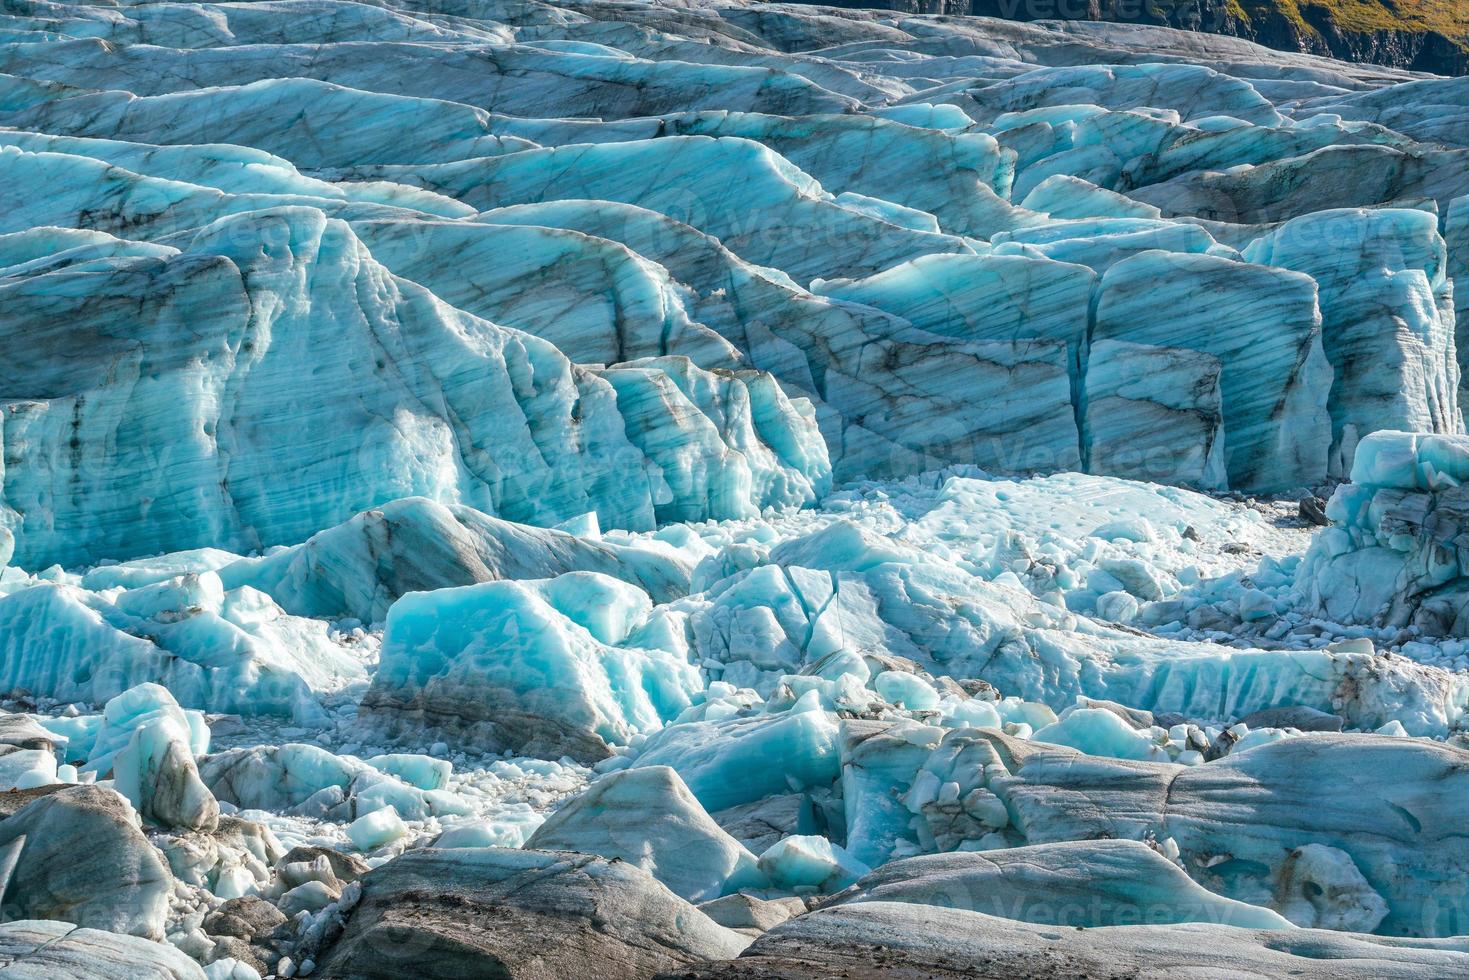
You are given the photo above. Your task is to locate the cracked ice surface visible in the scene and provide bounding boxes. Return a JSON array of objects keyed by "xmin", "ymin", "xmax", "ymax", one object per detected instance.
[{"xmin": 0, "ymin": 0, "xmax": 1468, "ymax": 976}]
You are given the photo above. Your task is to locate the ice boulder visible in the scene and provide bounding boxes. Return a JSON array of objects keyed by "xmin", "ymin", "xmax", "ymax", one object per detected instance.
[
  {"xmin": 221, "ymin": 496, "xmax": 693, "ymax": 623},
  {"xmin": 364, "ymin": 754, "xmax": 451, "ymax": 793},
  {"xmin": 0, "ymin": 785, "xmax": 175, "ymax": 939},
  {"xmin": 756, "ymin": 835, "xmax": 869, "ymax": 894},
  {"xmin": 362, "ymin": 573, "xmax": 703, "ymax": 761},
  {"xmin": 1298, "ymin": 431, "xmax": 1469, "ymax": 632},
  {"xmin": 827, "ymin": 839, "xmax": 1290, "ymax": 929},
  {"xmin": 0, "ymin": 714, "xmax": 62, "ymax": 790},
  {"xmin": 1276, "ymin": 843, "xmax": 1390, "ymax": 932},
  {"xmin": 628, "ymin": 702, "xmax": 842, "ymax": 813},
  {"xmin": 84, "ymin": 684, "xmax": 209, "ymax": 776},
  {"xmin": 112, "ymin": 714, "xmax": 219, "ymax": 833},
  {"xmin": 525, "ymin": 766, "xmax": 763, "ymax": 902},
  {"xmin": 346, "ymin": 807, "xmax": 408, "ymax": 853},
  {"xmin": 1031, "ymin": 708, "xmax": 1171, "ymax": 762},
  {"xmin": 0, "ymin": 574, "xmax": 364, "ymax": 717}
]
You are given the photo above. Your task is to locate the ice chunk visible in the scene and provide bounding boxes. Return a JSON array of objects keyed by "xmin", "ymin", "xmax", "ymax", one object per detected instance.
[
  {"xmin": 112, "ymin": 714, "xmax": 219, "ymax": 832},
  {"xmin": 828, "ymin": 839, "xmax": 1291, "ymax": 929},
  {"xmin": 85, "ymin": 684, "xmax": 208, "ymax": 778},
  {"xmin": 756, "ymin": 835, "xmax": 870, "ymax": 893},
  {"xmin": 1298, "ymin": 431, "xmax": 1469, "ymax": 632},
  {"xmin": 222, "ymin": 497, "xmax": 691, "ymax": 623},
  {"xmin": 0, "ymin": 577, "xmax": 361, "ymax": 716},
  {"xmin": 1277, "ymin": 843, "xmax": 1389, "ymax": 932},
  {"xmin": 346, "ymin": 807, "xmax": 408, "ymax": 852},
  {"xmin": 630, "ymin": 707, "xmax": 842, "ymax": 813},
  {"xmin": 1032, "ymin": 708, "xmax": 1169, "ymax": 762},
  {"xmin": 526, "ymin": 766, "xmax": 762, "ymax": 902},
  {"xmin": 363, "ymin": 574, "xmax": 703, "ymax": 761},
  {"xmin": 364, "ymin": 754, "xmax": 451, "ymax": 792}
]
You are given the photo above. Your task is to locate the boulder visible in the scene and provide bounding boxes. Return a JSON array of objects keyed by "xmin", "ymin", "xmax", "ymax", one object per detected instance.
[
  {"xmin": 314, "ymin": 848, "xmax": 748, "ymax": 979},
  {"xmin": 0, "ymin": 785, "xmax": 173, "ymax": 939}
]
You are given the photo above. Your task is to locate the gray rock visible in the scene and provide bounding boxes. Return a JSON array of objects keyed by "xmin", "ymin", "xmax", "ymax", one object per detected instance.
[
  {"xmin": 314, "ymin": 847, "xmax": 748, "ymax": 979},
  {"xmin": 1300, "ymin": 495, "xmax": 1331, "ymax": 526},
  {"xmin": 0, "ymin": 785, "xmax": 174, "ymax": 939},
  {"xmin": 657, "ymin": 901, "xmax": 1469, "ymax": 979},
  {"xmin": 0, "ymin": 785, "xmax": 64, "ymax": 818},
  {"xmin": 204, "ymin": 935, "xmax": 268, "ymax": 975},
  {"xmin": 0, "ymin": 919, "xmax": 204, "ymax": 978},
  {"xmin": 204, "ymin": 896, "xmax": 288, "ymax": 941},
  {"xmin": 276, "ymin": 845, "xmax": 370, "ymax": 886},
  {"xmin": 711, "ymin": 795, "xmax": 808, "ymax": 855}
]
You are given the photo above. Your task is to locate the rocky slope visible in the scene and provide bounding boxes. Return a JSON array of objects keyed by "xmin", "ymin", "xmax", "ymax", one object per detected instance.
[{"xmin": 811, "ymin": 0, "xmax": 1469, "ymax": 74}]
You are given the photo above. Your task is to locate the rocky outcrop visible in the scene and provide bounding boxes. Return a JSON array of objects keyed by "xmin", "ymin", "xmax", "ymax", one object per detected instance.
[
  {"xmin": 962, "ymin": 0, "xmax": 1468, "ymax": 75},
  {"xmin": 314, "ymin": 848, "xmax": 748, "ymax": 980}
]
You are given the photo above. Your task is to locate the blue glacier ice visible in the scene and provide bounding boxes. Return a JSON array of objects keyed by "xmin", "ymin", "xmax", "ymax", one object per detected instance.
[{"xmin": 0, "ymin": 0, "xmax": 1467, "ymax": 972}]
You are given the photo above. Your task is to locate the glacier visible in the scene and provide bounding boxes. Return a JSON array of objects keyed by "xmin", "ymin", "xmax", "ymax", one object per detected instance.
[{"xmin": 0, "ymin": 0, "xmax": 1467, "ymax": 977}]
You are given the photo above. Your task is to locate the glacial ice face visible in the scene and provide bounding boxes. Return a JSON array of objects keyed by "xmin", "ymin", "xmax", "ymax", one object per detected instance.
[
  {"xmin": 0, "ymin": 1, "xmax": 1463, "ymax": 545},
  {"xmin": 0, "ymin": 206, "xmax": 826, "ymax": 568},
  {"xmin": 1243, "ymin": 208, "xmax": 1459, "ymax": 473},
  {"xmin": 1092, "ymin": 251, "xmax": 1333, "ymax": 491}
]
